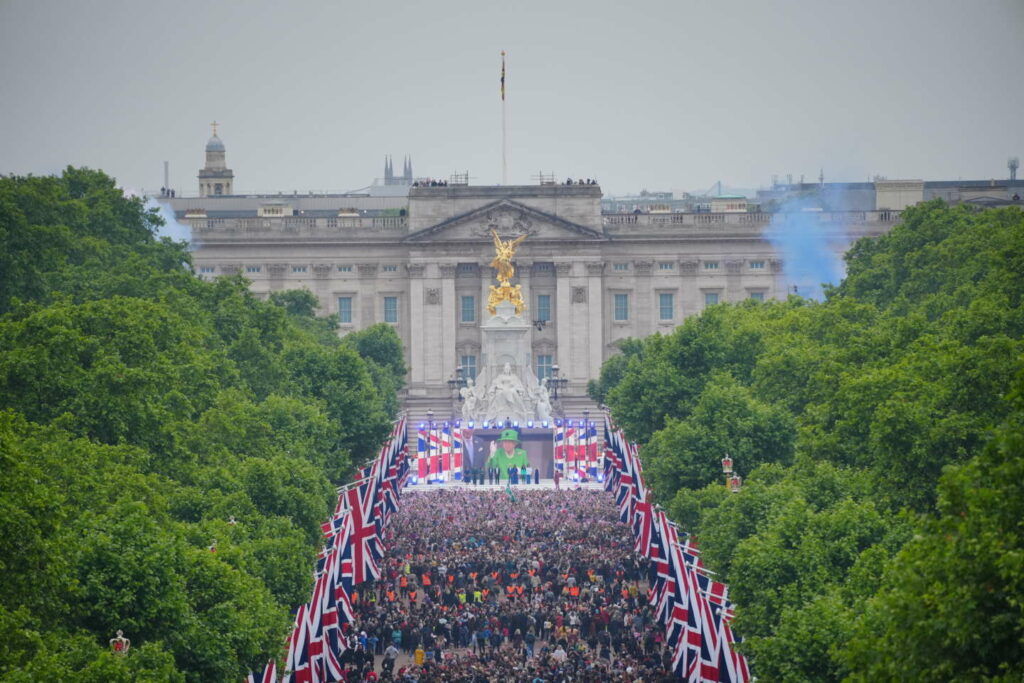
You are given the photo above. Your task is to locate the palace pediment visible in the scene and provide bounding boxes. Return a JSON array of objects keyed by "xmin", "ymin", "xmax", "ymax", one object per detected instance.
[{"xmin": 403, "ymin": 199, "xmax": 606, "ymax": 243}]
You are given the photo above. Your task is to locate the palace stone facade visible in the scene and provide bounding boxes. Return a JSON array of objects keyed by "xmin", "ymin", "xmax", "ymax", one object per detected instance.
[
  {"xmin": 177, "ymin": 183, "xmax": 903, "ymax": 415},
  {"xmin": 170, "ymin": 132, "xmax": 905, "ymax": 417}
]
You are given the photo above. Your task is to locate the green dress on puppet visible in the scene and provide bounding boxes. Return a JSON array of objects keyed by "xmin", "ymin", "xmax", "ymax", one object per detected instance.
[{"xmin": 487, "ymin": 428, "xmax": 529, "ymax": 480}]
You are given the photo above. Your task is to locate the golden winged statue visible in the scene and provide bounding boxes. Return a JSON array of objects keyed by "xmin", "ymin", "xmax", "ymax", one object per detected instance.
[
  {"xmin": 487, "ymin": 229, "xmax": 528, "ymax": 315},
  {"xmin": 490, "ymin": 230, "xmax": 528, "ymax": 284}
]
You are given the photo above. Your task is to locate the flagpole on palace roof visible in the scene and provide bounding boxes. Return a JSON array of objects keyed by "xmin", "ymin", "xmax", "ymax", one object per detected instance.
[{"xmin": 501, "ymin": 50, "xmax": 508, "ymax": 185}]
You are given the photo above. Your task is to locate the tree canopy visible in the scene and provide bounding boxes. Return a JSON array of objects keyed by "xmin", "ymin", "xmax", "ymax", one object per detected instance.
[
  {"xmin": 595, "ymin": 200, "xmax": 1024, "ymax": 680},
  {"xmin": 0, "ymin": 168, "xmax": 400, "ymax": 681}
]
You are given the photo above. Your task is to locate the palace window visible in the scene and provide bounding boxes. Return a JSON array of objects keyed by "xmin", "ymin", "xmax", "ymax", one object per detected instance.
[
  {"xmin": 659, "ymin": 262, "xmax": 674, "ymax": 271},
  {"xmin": 292, "ymin": 266, "xmax": 307, "ymax": 273},
  {"xmin": 659, "ymin": 293, "xmax": 674, "ymax": 320},
  {"xmin": 536, "ymin": 354, "xmax": 553, "ymax": 381},
  {"xmin": 383, "ymin": 296, "xmax": 398, "ymax": 323},
  {"xmin": 460, "ymin": 355, "xmax": 477, "ymax": 381},
  {"xmin": 199, "ymin": 266, "xmax": 216, "ymax": 274},
  {"xmin": 245, "ymin": 265, "xmax": 261, "ymax": 273},
  {"xmin": 461, "ymin": 295, "xmax": 476, "ymax": 323},
  {"xmin": 337, "ymin": 265, "xmax": 352, "ymax": 272},
  {"xmin": 750, "ymin": 260, "xmax": 765, "ymax": 270},
  {"xmin": 382, "ymin": 264, "xmax": 398, "ymax": 272},
  {"xmin": 536, "ymin": 294, "xmax": 551, "ymax": 322},
  {"xmin": 614, "ymin": 293, "xmax": 630, "ymax": 321},
  {"xmin": 704, "ymin": 292, "xmax": 720, "ymax": 306},
  {"xmin": 338, "ymin": 297, "xmax": 353, "ymax": 323},
  {"xmin": 704, "ymin": 261, "xmax": 719, "ymax": 270},
  {"xmin": 749, "ymin": 291, "xmax": 765, "ymax": 302},
  {"xmin": 613, "ymin": 263, "xmax": 629, "ymax": 271}
]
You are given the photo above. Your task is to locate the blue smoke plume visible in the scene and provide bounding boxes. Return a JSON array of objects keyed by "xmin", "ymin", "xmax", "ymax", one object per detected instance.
[
  {"xmin": 146, "ymin": 196, "xmax": 194, "ymax": 249},
  {"xmin": 766, "ymin": 196, "xmax": 849, "ymax": 301}
]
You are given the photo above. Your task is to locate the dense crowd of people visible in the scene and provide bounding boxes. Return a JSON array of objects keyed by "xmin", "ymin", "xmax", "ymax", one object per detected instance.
[{"xmin": 329, "ymin": 488, "xmax": 678, "ymax": 682}]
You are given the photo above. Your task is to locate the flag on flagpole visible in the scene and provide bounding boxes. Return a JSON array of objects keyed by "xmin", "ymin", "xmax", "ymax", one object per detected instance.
[{"xmin": 500, "ymin": 50, "xmax": 506, "ymax": 101}]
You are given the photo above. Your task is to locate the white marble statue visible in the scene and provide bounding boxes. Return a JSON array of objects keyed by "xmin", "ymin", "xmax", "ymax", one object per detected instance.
[
  {"xmin": 460, "ymin": 378, "xmax": 483, "ymax": 422},
  {"xmin": 484, "ymin": 363, "xmax": 529, "ymax": 424},
  {"xmin": 534, "ymin": 378, "xmax": 553, "ymax": 422}
]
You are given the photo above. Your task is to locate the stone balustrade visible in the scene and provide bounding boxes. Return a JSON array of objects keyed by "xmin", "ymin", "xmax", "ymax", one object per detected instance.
[{"xmin": 601, "ymin": 210, "xmax": 901, "ymax": 232}]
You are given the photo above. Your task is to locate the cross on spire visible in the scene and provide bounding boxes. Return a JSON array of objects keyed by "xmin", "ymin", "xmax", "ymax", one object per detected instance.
[{"xmin": 210, "ymin": 120, "xmax": 219, "ymax": 136}]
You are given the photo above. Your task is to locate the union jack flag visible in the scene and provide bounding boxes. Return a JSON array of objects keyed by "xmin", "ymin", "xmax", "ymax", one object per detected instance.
[
  {"xmin": 633, "ymin": 497, "xmax": 654, "ymax": 558},
  {"xmin": 330, "ymin": 482, "xmax": 383, "ymax": 584},
  {"xmin": 716, "ymin": 611, "xmax": 751, "ymax": 682},
  {"xmin": 283, "ymin": 604, "xmax": 318, "ymax": 683},
  {"xmin": 451, "ymin": 424, "xmax": 464, "ymax": 479},
  {"xmin": 246, "ymin": 659, "xmax": 276, "ymax": 683},
  {"xmin": 416, "ymin": 425, "xmax": 428, "ymax": 481}
]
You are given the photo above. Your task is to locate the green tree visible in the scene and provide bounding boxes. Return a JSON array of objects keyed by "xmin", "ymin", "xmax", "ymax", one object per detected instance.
[{"xmin": 841, "ymin": 375, "xmax": 1024, "ymax": 682}]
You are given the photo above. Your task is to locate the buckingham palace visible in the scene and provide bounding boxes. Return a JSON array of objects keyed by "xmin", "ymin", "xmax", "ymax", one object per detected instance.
[{"xmin": 168, "ymin": 132, "xmax": 906, "ymax": 416}]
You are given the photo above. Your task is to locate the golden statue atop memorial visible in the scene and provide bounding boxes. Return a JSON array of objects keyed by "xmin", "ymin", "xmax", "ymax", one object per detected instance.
[{"xmin": 487, "ymin": 229, "xmax": 527, "ymax": 315}]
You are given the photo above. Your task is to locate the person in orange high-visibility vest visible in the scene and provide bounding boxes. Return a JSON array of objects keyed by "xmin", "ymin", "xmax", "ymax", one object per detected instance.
[
  {"xmin": 399, "ymin": 575, "xmax": 409, "ymax": 589},
  {"xmin": 515, "ymin": 585, "xmax": 525, "ymax": 597},
  {"xmin": 422, "ymin": 573, "xmax": 432, "ymax": 588},
  {"xmin": 569, "ymin": 585, "xmax": 580, "ymax": 600},
  {"xmin": 506, "ymin": 585, "xmax": 516, "ymax": 597},
  {"xmin": 386, "ymin": 589, "xmax": 397, "ymax": 602},
  {"xmin": 408, "ymin": 589, "xmax": 417, "ymax": 604}
]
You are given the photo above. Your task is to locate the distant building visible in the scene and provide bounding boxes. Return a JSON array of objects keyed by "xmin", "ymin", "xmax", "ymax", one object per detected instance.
[
  {"xmin": 756, "ymin": 177, "xmax": 1023, "ymax": 211},
  {"xmin": 197, "ymin": 125, "xmax": 233, "ymax": 197},
  {"xmin": 170, "ymin": 131, "xmax": 1021, "ymax": 419}
]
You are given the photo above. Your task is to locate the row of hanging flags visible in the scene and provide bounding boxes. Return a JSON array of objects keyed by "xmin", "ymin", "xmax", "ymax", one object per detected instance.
[
  {"xmin": 411, "ymin": 419, "xmax": 601, "ymax": 483},
  {"xmin": 249, "ymin": 412, "xmax": 751, "ymax": 681},
  {"xmin": 603, "ymin": 414, "xmax": 752, "ymax": 682},
  {"xmin": 245, "ymin": 417, "xmax": 410, "ymax": 683}
]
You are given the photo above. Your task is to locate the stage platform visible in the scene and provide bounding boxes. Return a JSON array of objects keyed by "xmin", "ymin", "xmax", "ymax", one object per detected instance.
[{"xmin": 402, "ymin": 479, "xmax": 605, "ymax": 493}]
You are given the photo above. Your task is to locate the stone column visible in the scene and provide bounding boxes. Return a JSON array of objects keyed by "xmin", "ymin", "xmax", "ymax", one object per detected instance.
[
  {"xmin": 633, "ymin": 260, "xmax": 653, "ymax": 336},
  {"xmin": 725, "ymin": 259, "xmax": 744, "ymax": 302},
  {"xmin": 554, "ymin": 262, "xmax": 573, "ymax": 383},
  {"xmin": 678, "ymin": 259, "xmax": 698, "ymax": 321},
  {"xmin": 439, "ymin": 263, "xmax": 458, "ymax": 384},
  {"xmin": 357, "ymin": 263, "xmax": 378, "ymax": 327},
  {"xmin": 517, "ymin": 260, "xmax": 532, "ymax": 317},
  {"xmin": 267, "ymin": 263, "xmax": 287, "ymax": 293},
  {"xmin": 407, "ymin": 263, "xmax": 426, "ymax": 385},
  {"xmin": 517, "ymin": 260, "xmax": 533, "ymax": 372},
  {"xmin": 480, "ymin": 262, "xmax": 493, "ymax": 374},
  {"xmin": 312, "ymin": 263, "xmax": 332, "ymax": 311},
  {"xmin": 770, "ymin": 258, "xmax": 785, "ymax": 300},
  {"xmin": 585, "ymin": 261, "xmax": 605, "ymax": 380}
]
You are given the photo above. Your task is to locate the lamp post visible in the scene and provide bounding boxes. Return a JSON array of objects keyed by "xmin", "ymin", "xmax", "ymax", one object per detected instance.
[
  {"xmin": 447, "ymin": 364, "xmax": 467, "ymax": 399},
  {"xmin": 723, "ymin": 453, "xmax": 741, "ymax": 492},
  {"xmin": 548, "ymin": 363, "xmax": 569, "ymax": 400}
]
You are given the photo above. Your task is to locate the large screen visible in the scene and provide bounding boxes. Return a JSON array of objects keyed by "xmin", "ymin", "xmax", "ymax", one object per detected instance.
[{"xmin": 460, "ymin": 427, "xmax": 555, "ymax": 478}]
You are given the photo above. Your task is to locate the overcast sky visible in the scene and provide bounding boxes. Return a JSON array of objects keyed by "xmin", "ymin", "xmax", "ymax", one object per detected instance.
[{"xmin": 2, "ymin": 0, "xmax": 1022, "ymax": 197}]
